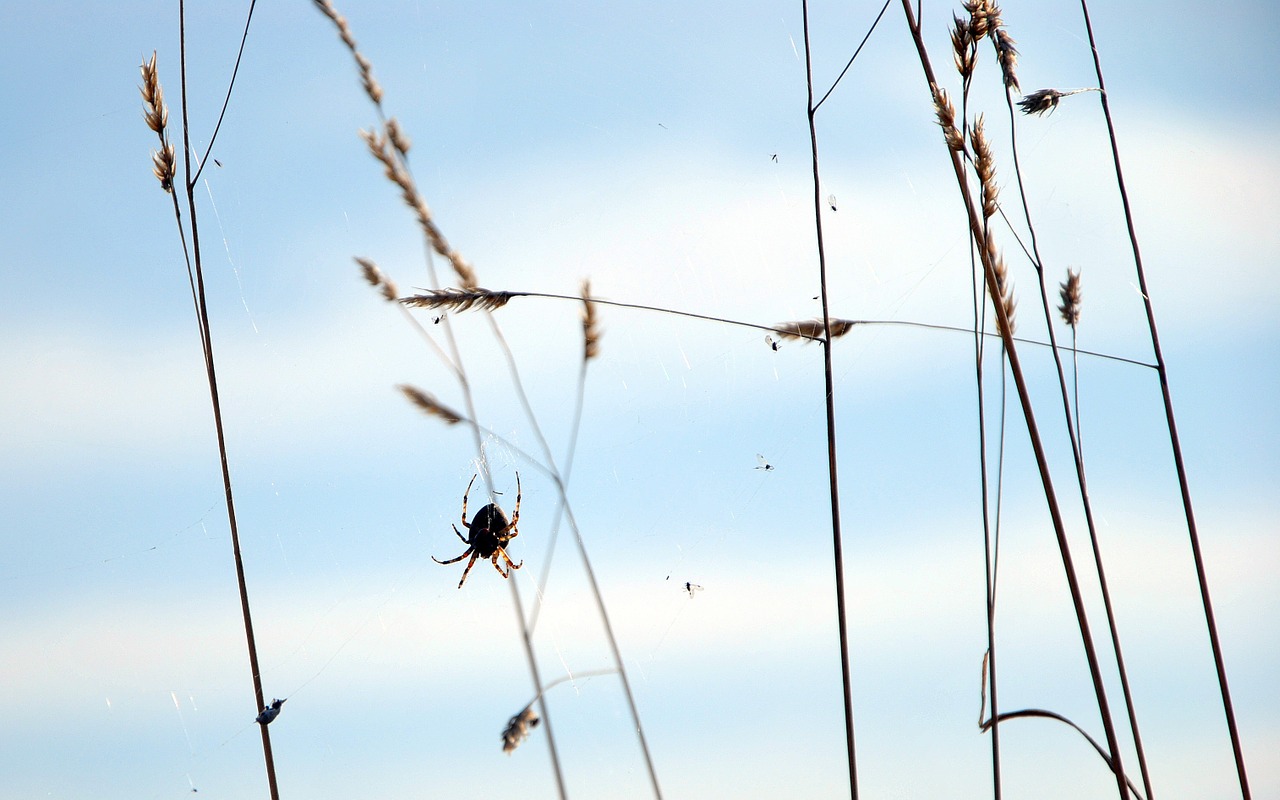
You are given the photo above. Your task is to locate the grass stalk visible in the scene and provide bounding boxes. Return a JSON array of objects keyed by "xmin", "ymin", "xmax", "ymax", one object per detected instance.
[
  {"xmin": 999, "ymin": 71, "xmax": 1154, "ymax": 798},
  {"xmin": 171, "ymin": 2, "xmax": 279, "ymax": 796},
  {"xmin": 899, "ymin": 3, "xmax": 1128, "ymax": 796},
  {"xmin": 1077, "ymin": 3, "xmax": 1250, "ymax": 795},
  {"xmin": 801, "ymin": 2, "xmax": 859, "ymax": 796}
]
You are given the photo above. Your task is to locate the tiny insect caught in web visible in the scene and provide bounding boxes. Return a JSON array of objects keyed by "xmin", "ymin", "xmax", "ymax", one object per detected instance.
[
  {"xmin": 684, "ymin": 582, "xmax": 704, "ymax": 597},
  {"xmin": 755, "ymin": 454, "xmax": 774, "ymax": 471},
  {"xmin": 828, "ymin": 194, "xmax": 838, "ymax": 211},
  {"xmin": 770, "ymin": 153, "xmax": 778, "ymax": 163},
  {"xmin": 256, "ymin": 698, "xmax": 285, "ymax": 725},
  {"xmin": 432, "ymin": 313, "xmax": 446, "ymax": 324},
  {"xmin": 765, "ymin": 335, "xmax": 781, "ymax": 351}
]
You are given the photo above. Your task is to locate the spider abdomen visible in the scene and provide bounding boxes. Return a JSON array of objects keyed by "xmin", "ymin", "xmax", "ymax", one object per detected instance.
[{"xmin": 468, "ymin": 504, "xmax": 511, "ymax": 557}]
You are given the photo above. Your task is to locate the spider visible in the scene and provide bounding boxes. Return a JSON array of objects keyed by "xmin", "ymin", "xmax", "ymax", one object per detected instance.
[{"xmin": 433, "ymin": 473, "xmax": 523, "ymax": 589}]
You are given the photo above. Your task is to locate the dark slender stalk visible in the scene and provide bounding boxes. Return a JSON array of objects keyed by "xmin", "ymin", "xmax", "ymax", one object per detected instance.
[
  {"xmin": 899, "ymin": 3, "xmax": 1128, "ymax": 797},
  {"xmin": 811, "ymin": 0, "xmax": 893, "ymax": 112},
  {"xmin": 1000, "ymin": 79, "xmax": 1154, "ymax": 798},
  {"xmin": 1077, "ymin": 4, "xmax": 1249, "ymax": 796},
  {"xmin": 177, "ymin": 3, "xmax": 278, "ymax": 797},
  {"xmin": 962, "ymin": 53, "xmax": 1003, "ymax": 797},
  {"xmin": 192, "ymin": 0, "xmax": 258, "ymax": 185},
  {"xmin": 801, "ymin": 3, "xmax": 858, "ymax": 797},
  {"xmin": 982, "ymin": 710, "xmax": 1145, "ymax": 800}
]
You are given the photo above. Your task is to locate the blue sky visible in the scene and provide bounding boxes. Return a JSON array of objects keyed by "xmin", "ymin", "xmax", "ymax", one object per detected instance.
[{"xmin": 1, "ymin": 1, "xmax": 1277, "ymax": 798}]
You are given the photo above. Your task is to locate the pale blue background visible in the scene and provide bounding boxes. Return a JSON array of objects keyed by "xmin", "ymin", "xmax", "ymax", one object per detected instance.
[{"xmin": 1, "ymin": 1, "xmax": 1276, "ymax": 798}]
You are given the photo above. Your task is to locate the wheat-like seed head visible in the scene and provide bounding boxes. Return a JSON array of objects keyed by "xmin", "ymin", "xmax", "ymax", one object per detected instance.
[
  {"xmin": 952, "ymin": 15, "xmax": 976, "ymax": 81},
  {"xmin": 313, "ymin": 0, "xmax": 383, "ymax": 105},
  {"xmin": 359, "ymin": 127, "xmax": 479, "ymax": 290},
  {"xmin": 151, "ymin": 142, "xmax": 176, "ymax": 193},
  {"xmin": 995, "ymin": 29, "xmax": 1020, "ymax": 93},
  {"xmin": 580, "ymin": 279, "xmax": 601, "ymax": 363},
  {"xmin": 772, "ymin": 319, "xmax": 856, "ymax": 342},
  {"xmin": 400, "ymin": 288, "xmax": 516, "ymax": 313},
  {"xmin": 963, "ymin": 0, "xmax": 998, "ymax": 41},
  {"xmin": 933, "ymin": 86, "xmax": 966, "ymax": 153},
  {"xmin": 971, "ymin": 115, "xmax": 998, "ymax": 219},
  {"xmin": 355, "ymin": 257, "xmax": 399, "ymax": 302},
  {"xmin": 397, "ymin": 384, "xmax": 464, "ymax": 425},
  {"xmin": 1058, "ymin": 268, "xmax": 1082, "ymax": 327},
  {"xmin": 1018, "ymin": 89, "xmax": 1062, "ymax": 115},
  {"xmin": 984, "ymin": 236, "xmax": 1017, "ymax": 336},
  {"xmin": 386, "ymin": 117, "xmax": 411, "ymax": 156},
  {"xmin": 139, "ymin": 52, "xmax": 168, "ymax": 134}
]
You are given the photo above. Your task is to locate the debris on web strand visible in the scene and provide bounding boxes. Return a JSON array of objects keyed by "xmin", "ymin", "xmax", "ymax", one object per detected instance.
[{"xmin": 501, "ymin": 705, "xmax": 541, "ymax": 754}]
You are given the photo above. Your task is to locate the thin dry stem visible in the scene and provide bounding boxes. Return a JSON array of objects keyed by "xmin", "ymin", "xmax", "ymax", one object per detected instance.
[
  {"xmin": 772, "ymin": 318, "xmax": 857, "ymax": 342},
  {"xmin": 580, "ymin": 280, "xmax": 601, "ymax": 362},
  {"xmin": 980, "ymin": 649, "xmax": 991, "ymax": 726},
  {"xmin": 397, "ymin": 384, "xmax": 464, "ymax": 425},
  {"xmin": 1058, "ymin": 268, "xmax": 1082, "ymax": 327},
  {"xmin": 400, "ymin": 287, "xmax": 517, "ymax": 313}
]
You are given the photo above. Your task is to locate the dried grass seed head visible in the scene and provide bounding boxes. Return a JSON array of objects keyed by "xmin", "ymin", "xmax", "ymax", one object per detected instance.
[
  {"xmin": 952, "ymin": 15, "xmax": 976, "ymax": 80},
  {"xmin": 152, "ymin": 141, "xmax": 176, "ymax": 193},
  {"xmin": 139, "ymin": 51, "xmax": 168, "ymax": 134},
  {"xmin": 580, "ymin": 279, "xmax": 601, "ymax": 362},
  {"xmin": 963, "ymin": 0, "xmax": 999, "ymax": 41},
  {"xmin": 971, "ymin": 115, "xmax": 998, "ymax": 219},
  {"xmin": 386, "ymin": 117, "xmax": 411, "ymax": 156},
  {"xmin": 995, "ymin": 28, "xmax": 1020, "ymax": 92},
  {"xmin": 1017, "ymin": 88, "xmax": 1064, "ymax": 116},
  {"xmin": 356, "ymin": 257, "xmax": 398, "ymax": 301},
  {"xmin": 397, "ymin": 385, "xmax": 464, "ymax": 425},
  {"xmin": 1058, "ymin": 268, "xmax": 1082, "ymax": 327},
  {"xmin": 933, "ymin": 86, "xmax": 966, "ymax": 153},
  {"xmin": 772, "ymin": 318, "xmax": 856, "ymax": 342},
  {"xmin": 400, "ymin": 287, "xmax": 515, "ymax": 313},
  {"xmin": 984, "ymin": 237, "xmax": 1017, "ymax": 336}
]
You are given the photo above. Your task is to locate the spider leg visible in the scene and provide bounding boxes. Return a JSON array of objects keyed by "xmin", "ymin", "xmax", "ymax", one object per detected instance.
[
  {"xmin": 433, "ymin": 546, "xmax": 473, "ymax": 566},
  {"xmin": 455, "ymin": 551, "xmax": 481, "ymax": 589},
  {"xmin": 508, "ymin": 472, "xmax": 521, "ymax": 534},
  {"xmin": 495, "ymin": 547, "xmax": 523, "ymax": 574},
  {"xmin": 459, "ymin": 474, "xmax": 478, "ymax": 529},
  {"xmin": 450, "ymin": 523, "xmax": 469, "ymax": 545}
]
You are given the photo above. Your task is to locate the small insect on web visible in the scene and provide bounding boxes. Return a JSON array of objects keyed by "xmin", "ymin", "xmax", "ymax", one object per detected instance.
[
  {"xmin": 755, "ymin": 454, "xmax": 774, "ymax": 471},
  {"xmin": 256, "ymin": 698, "xmax": 285, "ymax": 725},
  {"xmin": 684, "ymin": 582, "xmax": 704, "ymax": 597},
  {"xmin": 828, "ymin": 194, "xmax": 838, "ymax": 211},
  {"xmin": 765, "ymin": 335, "xmax": 781, "ymax": 351}
]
